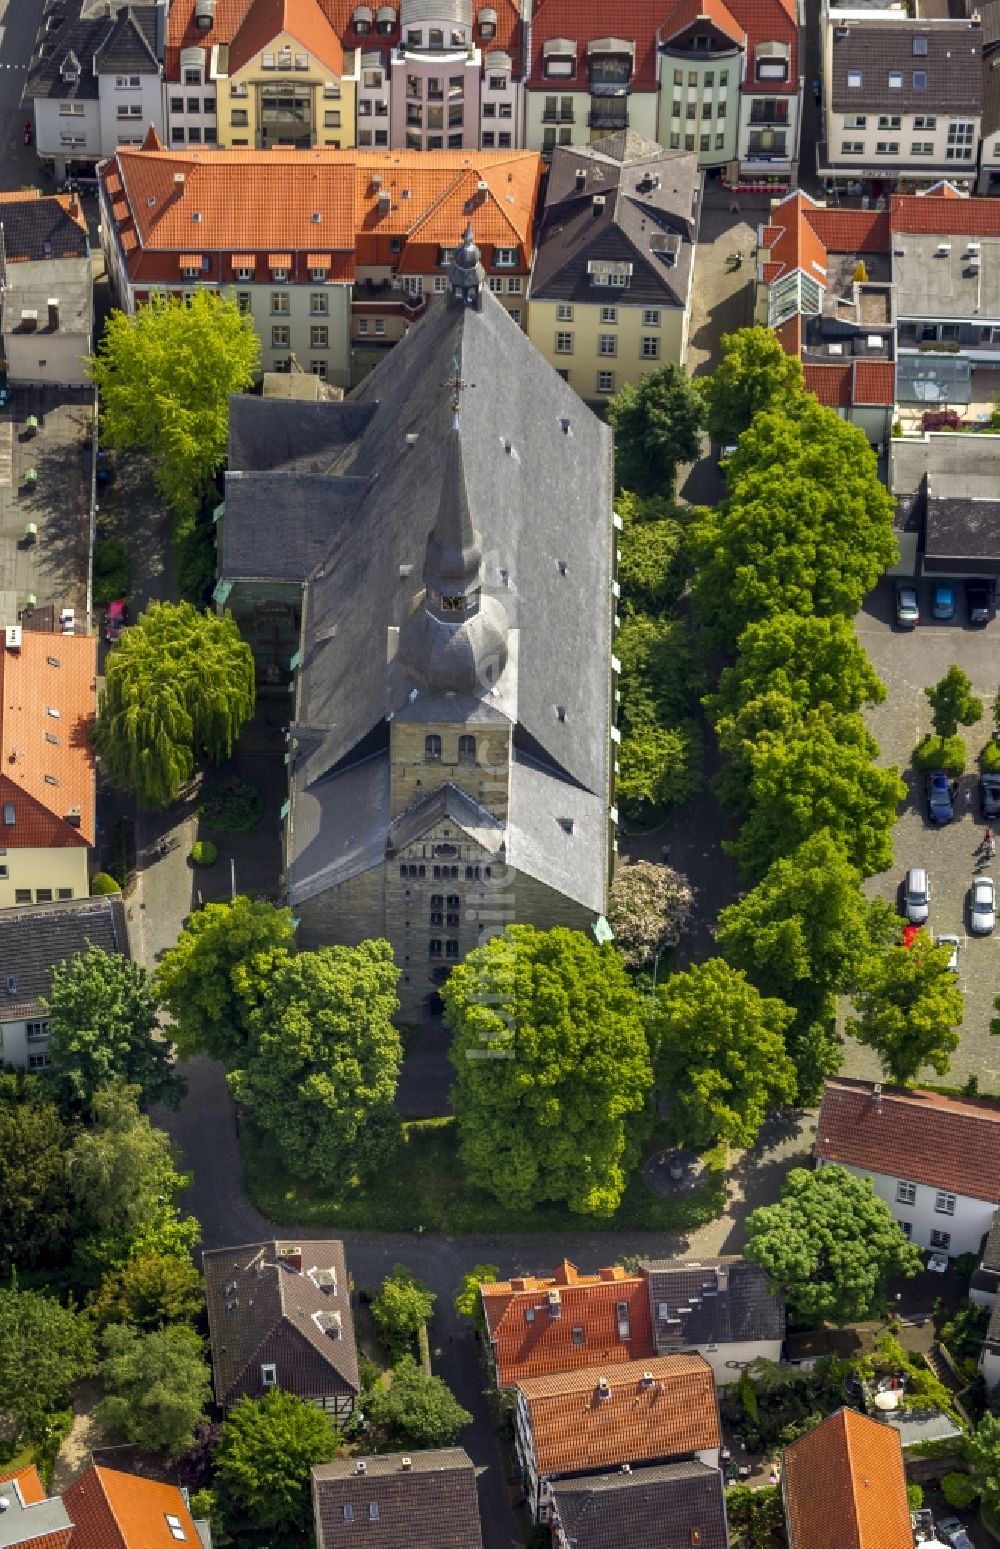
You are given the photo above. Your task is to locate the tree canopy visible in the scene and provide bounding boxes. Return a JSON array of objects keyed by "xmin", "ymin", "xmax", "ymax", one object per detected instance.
[
  {"xmin": 710, "ymin": 613, "xmax": 886, "ymax": 731},
  {"xmin": 94, "ymin": 601, "xmax": 255, "ymax": 809},
  {"xmin": 925, "ymin": 665, "xmax": 983, "ymax": 740},
  {"xmin": 615, "ymin": 491, "xmax": 690, "ymax": 613},
  {"xmin": 606, "ymin": 363, "xmax": 704, "ymax": 497},
  {"xmin": 156, "ymin": 896, "xmax": 296, "ymax": 1063},
  {"xmin": 90, "ymin": 1251, "xmax": 204, "ymax": 1332},
  {"xmin": 0, "ymin": 1077, "xmax": 72, "ymax": 1274},
  {"xmin": 849, "ymin": 932, "xmax": 964, "ymax": 1085},
  {"xmin": 689, "ymin": 402, "xmax": 897, "ymax": 652},
  {"xmin": 229, "ymin": 940, "xmax": 402, "ymax": 1184},
  {"xmin": 651, "ymin": 959, "xmax": 796, "ymax": 1148},
  {"xmin": 443, "ymin": 926, "xmax": 653, "ymax": 1216},
  {"xmin": 968, "ymin": 1413, "xmax": 1000, "ymax": 1514},
  {"xmin": 744, "ymin": 1164, "xmax": 923, "ymax": 1324},
  {"xmin": 98, "ymin": 1322, "xmax": 212, "ymax": 1456},
  {"xmin": 363, "ymin": 1356, "xmax": 472, "ymax": 1450},
  {"xmin": 697, "ymin": 326, "xmax": 805, "ymax": 447},
  {"xmin": 615, "ymin": 611, "xmax": 702, "ymax": 813},
  {"xmin": 214, "ymin": 1390, "xmax": 337, "ymax": 1536},
  {"xmin": 88, "ymin": 291, "xmax": 259, "ymax": 522},
  {"xmin": 44, "ymin": 946, "xmax": 181, "ymax": 1115},
  {"xmin": 608, "ymin": 860, "xmax": 694, "ymax": 968},
  {"xmin": 0, "ymin": 1285, "xmax": 94, "ymax": 1445},
  {"xmin": 370, "ymin": 1265, "xmax": 436, "ymax": 1361}
]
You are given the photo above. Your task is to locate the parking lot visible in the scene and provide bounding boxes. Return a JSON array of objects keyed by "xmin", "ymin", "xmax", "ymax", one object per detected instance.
[{"xmin": 845, "ymin": 575, "xmax": 1000, "ymax": 1094}]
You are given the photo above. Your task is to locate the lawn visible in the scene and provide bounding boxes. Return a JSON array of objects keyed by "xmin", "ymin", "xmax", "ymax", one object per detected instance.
[{"xmin": 240, "ymin": 1118, "xmax": 727, "ymax": 1237}]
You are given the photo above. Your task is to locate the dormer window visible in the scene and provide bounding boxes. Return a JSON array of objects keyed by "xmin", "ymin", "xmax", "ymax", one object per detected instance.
[
  {"xmin": 543, "ymin": 37, "xmax": 576, "ymax": 77},
  {"xmin": 353, "ymin": 4, "xmax": 373, "ymax": 34},
  {"xmin": 311, "ymin": 267, "xmax": 327, "ymax": 281},
  {"xmin": 376, "ymin": 4, "xmax": 396, "ymax": 35},
  {"xmin": 755, "ymin": 41, "xmax": 789, "ymax": 81},
  {"xmin": 479, "ymin": 7, "xmax": 496, "ymax": 39}
]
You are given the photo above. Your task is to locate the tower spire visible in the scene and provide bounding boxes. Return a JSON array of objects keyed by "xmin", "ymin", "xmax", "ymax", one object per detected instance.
[{"xmin": 423, "ymin": 420, "xmax": 482, "ymax": 600}]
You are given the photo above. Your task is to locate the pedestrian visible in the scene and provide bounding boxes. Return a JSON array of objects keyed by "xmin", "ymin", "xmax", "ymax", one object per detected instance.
[
  {"xmin": 729, "ymin": 198, "xmax": 740, "ymax": 215},
  {"xmin": 987, "ymin": 827, "xmax": 994, "ymax": 848},
  {"xmin": 661, "ymin": 843, "xmax": 672, "ymax": 864}
]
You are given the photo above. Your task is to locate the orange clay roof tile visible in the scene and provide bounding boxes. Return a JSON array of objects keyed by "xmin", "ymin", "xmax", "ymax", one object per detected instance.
[
  {"xmin": 227, "ymin": 0, "xmax": 344, "ymax": 77},
  {"xmin": 0, "ymin": 630, "xmax": 95, "ymax": 848},
  {"xmin": 783, "ymin": 1408, "xmax": 912, "ymax": 1549},
  {"xmin": 483, "ymin": 1263, "xmax": 654, "ymax": 1387},
  {"xmin": 62, "ymin": 1466, "xmax": 201, "ymax": 1549}
]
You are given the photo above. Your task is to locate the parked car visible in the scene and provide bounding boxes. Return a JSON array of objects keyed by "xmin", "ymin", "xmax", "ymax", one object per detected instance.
[
  {"xmin": 966, "ymin": 579, "xmax": 994, "ymax": 625},
  {"xmin": 104, "ymin": 599, "xmax": 128, "ymax": 643},
  {"xmin": 936, "ymin": 933, "xmax": 960, "ymax": 973},
  {"xmin": 932, "ymin": 582, "xmax": 956, "ymax": 620},
  {"xmin": 926, "ymin": 769, "xmax": 957, "ymax": 824},
  {"xmin": 982, "ymin": 771, "xmax": 1000, "ymax": 818},
  {"xmin": 970, "ymin": 874, "xmax": 996, "ymax": 934},
  {"xmin": 903, "ymin": 866, "xmax": 931, "ymax": 924},
  {"xmin": 937, "ymin": 1518, "xmax": 975, "ymax": 1549},
  {"xmin": 895, "ymin": 582, "xmax": 920, "ymax": 628}
]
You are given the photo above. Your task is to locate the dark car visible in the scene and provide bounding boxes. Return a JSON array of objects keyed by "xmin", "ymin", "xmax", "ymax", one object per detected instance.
[
  {"xmin": 104, "ymin": 600, "xmax": 128, "ymax": 643},
  {"xmin": 982, "ymin": 771, "xmax": 1000, "ymax": 818},
  {"xmin": 926, "ymin": 769, "xmax": 956, "ymax": 824},
  {"xmin": 932, "ymin": 582, "xmax": 956, "ymax": 620},
  {"xmin": 895, "ymin": 582, "xmax": 920, "ymax": 628},
  {"xmin": 966, "ymin": 579, "xmax": 994, "ymax": 625}
]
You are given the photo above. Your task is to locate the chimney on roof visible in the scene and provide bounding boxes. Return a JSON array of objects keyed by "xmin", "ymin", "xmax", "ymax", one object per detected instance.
[
  {"xmin": 65, "ymin": 807, "xmax": 81, "ymax": 827},
  {"xmin": 599, "ymin": 1267, "xmax": 619, "ymax": 1281},
  {"xmin": 356, "ymin": 1461, "xmax": 367, "ymax": 1475},
  {"xmin": 593, "ymin": 194, "xmax": 605, "ymax": 216},
  {"xmin": 596, "ymin": 1377, "xmax": 612, "ymax": 1401},
  {"xmin": 873, "ymin": 1083, "xmax": 882, "ymax": 1112},
  {"xmin": 640, "ymin": 1371, "xmax": 655, "ymax": 1390},
  {"xmin": 277, "ymin": 1246, "xmax": 302, "ymax": 1273},
  {"xmin": 575, "ymin": 168, "xmax": 586, "ymax": 192},
  {"xmin": 510, "ymin": 1277, "xmax": 527, "ymax": 1292},
  {"xmin": 401, "ymin": 1458, "xmax": 412, "ymax": 1471},
  {"xmin": 174, "ymin": 172, "xmax": 186, "ymax": 189}
]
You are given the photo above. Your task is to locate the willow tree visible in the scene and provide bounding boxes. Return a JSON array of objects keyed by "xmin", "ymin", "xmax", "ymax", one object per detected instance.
[{"xmin": 94, "ymin": 601, "xmax": 255, "ymax": 808}]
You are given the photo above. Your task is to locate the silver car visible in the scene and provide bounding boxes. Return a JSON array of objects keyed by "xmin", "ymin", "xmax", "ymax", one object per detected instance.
[
  {"xmin": 937, "ymin": 933, "xmax": 960, "ymax": 973},
  {"xmin": 970, "ymin": 875, "xmax": 996, "ymax": 935},
  {"xmin": 904, "ymin": 867, "xmax": 930, "ymax": 924}
]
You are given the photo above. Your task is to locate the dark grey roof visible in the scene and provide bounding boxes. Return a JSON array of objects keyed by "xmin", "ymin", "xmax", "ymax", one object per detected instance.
[
  {"xmin": 530, "ymin": 134, "xmax": 701, "ymax": 310},
  {"xmin": 387, "ymin": 782, "xmax": 504, "ymax": 856},
  {"xmin": 26, "ymin": 2, "xmax": 159, "ymax": 100},
  {"xmin": 220, "ymin": 473, "xmax": 369, "ymax": 582},
  {"xmin": 925, "ymin": 496, "xmax": 1000, "ymax": 566},
  {"xmin": 0, "ymin": 895, "xmax": 128, "ymax": 1021},
  {"xmin": 984, "ymin": 1210, "xmax": 1000, "ymax": 1272},
  {"xmin": 641, "ymin": 1257, "xmax": 785, "ymax": 1353},
  {"xmin": 227, "ymin": 395, "xmax": 377, "ymax": 473},
  {"xmin": 0, "ymin": 1473, "xmax": 72, "ymax": 1548},
  {"xmin": 312, "ymin": 1449, "xmax": 483, "ymax": 1549},
  {"xmin": 202, "ymin": 1239, "xmax": 359, "ymax": 1408},
  {"xmin": 985, "ymin": 52, "xmax": 1000, "ymax": 136},
  {"xmin": 92, "ymin": 6, "xmax": 159, "ymax": 71},
  {"xmin": 0, "ymin": 196, "xmax": 89, "ymax": 263},
  {"xmin": 828, "ymin": 19, "xmax": 983, "ymax": 113},
  {"xmin": 290, "ymin": 751, "xmax": 391, "ymax": 897},
  {"xmin": 986, "ymin": 1293, "xmax": 1000, "ymax": 1350},
  {"xmin": 550, "ymin": 1461, "xmax": 728, "ymax": 1549},
  {"xmin": 982, "ymin": 0, "xmax": 1000, "ymax": 51}
]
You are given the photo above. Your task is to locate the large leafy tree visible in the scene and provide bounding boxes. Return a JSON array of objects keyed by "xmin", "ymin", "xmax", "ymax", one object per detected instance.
[
  {"xmin": 607, "ymin": 363, "xmax": 704, "ymax": 497},
  {"xmin": 364, "ymin": 1356, "xmax": 472, "ymax": 1449},
  {"xmin": 697, "ymin": 326, "xmax": 805, "ymax": 447},
  {"xmin": 370, "ymin": 1265, "xmax": 435, "ymax": 1361},
  {"xmin": 849, "ymin": 932, "xmax": 964, "ymax": 1085},
  {"xmin": 968, "ymin": 1413, "xmax": 1000, "ymax": 1514},
  {"xmin": 443, "ymin": 926, "xmax": 653, "ymax": 1217},
  {"xmin": 88, "ymin": 290, "xmax": 259, "ymax": 522},
  {"xmin": 44, "ymin": 946, "xmax": 181, "ymax": 1116},
  {"xmin": 230, "ymin": 941, "xmax": 402, "ymax": 1184},
  {"xmin": 98, "ymin": 1322, "xmax": 211, "ymax": 1456},
  {"xmin": 214, "ymin": 1390, "xmax": 337, "ymax": 1538},
  {"xmin": 156, "ymin": 897, "xmax": 296, "ymax": 1063},
  {"xmin": 744, "ymin": 1164, "xmax": 923, "ymax": 1324},
  {"xmin": 616, "ymin": 611, "xmax": 702, "ymax": 813},
  {"xmin": 0, "ymin": 1076, "xmax": 72, "ymax": 1273},
  {"xmin": 94, "ymin": 601, "xmax": 255, "ymax": 809},
  {"xmin": 0, "ymin": 1286, "xmax": 94, "ymax": 1445},
  {"xmin": 90, "ymin": 1252, "xmax": 204, "ymax": 1332},
  {"xmin": 616, "ymin": 491, "xmax": 690, "ymax": 613},
  {"xmin": 617, "ymin": 723, "xmax": 702, "ymax": 812},
  {"xmin": 689, "ymin": 401, "xmax": 897, "ymax": 652},
  {"xmin": 608, "ymin": 860, "xmax": 694, "ymax": 968},
  {"xmin": 730, "ymin": 710, "xmax": 904, "ymax": 883},
  {"xmin": 710, "ymin": 613, "xmax": 886, "ymax": 730},
  {"xmin": 716, "ymin": 832, "xmax": 896, "ymax": 1099},
  {"xmin": 651, "ymin": 960, "xmax": 796, "ymax": 1148},
  {"xmin": 925, "ymin": 665, "xmax": 983, "ymax": 739}
]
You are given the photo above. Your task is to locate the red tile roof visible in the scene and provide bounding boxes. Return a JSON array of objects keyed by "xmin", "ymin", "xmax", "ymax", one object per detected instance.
[
  {"xmin": 783, "ymin": 1408, "xmax": 912, "ymax": 1549},
  {"xmin": 227, "ymin": 0, "xmax": 344, "ymax": 77},
  {"xmin": 517, "ymin": 1354, "xmax": 720, "ymax": 1478},
  {"xmin": 0, "ymin": 1466, "xmax": 72, "ymax": 1549},
  {"xmin": 853, "ymin": 359, "xmax": 896, "ymax": 406},
  {"xmin": 809, "ymin": 207, "xmax": 891, "ymax": 254},
  {"xmin": 62, "ymin": 1466, "xmax": 200, "ymax": 1549},
  {"xmin": 482, "ymin": 1261, "xmax": 654, "ymax": 1387},
  {"xmin": 891, "ymin": 191, "xmax": 1000, "ymax": 236},
  {"xmin": 659, "ymin": 0, "xmax": 746, "ymax": 48},
  {"xmin": 0, "ymin": 629, "xmax": 96, "ymax": 848},
  {"xmin": 816, "ymin": 1078, "xmax": 1000, "ymax": 1204},
  {"xmin": 0, "ymin": 1466, "xmax": 47, "ymax": 1506},
  {"xmin": 528, "ymin": 0, "xmax": 669, "ymax": 89},
  {"xmin": 804, "ymin": 362, "xmax": 852, "ymax": 408},
  {"xmin": 729, "ymin": 0, "xmax": 799, "ymax": 95}
]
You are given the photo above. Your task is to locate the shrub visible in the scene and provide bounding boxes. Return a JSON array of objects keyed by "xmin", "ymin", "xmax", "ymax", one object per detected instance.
[
  {"xmin": 189, "ymin": 840, "xmax": 218, "ymax": 867},
  {"xmin": 982, "ymin": 740, "xmax": 1000, "ymax": 774},
  {"xmin": 941, "ymin": 1472, "xmax": 979, "ymax": 1509},
  {"xmin": 907, "ymin": 1483, "xmax": 924, "ymax": 1511},
  {"xmin": 914, "ymin": 734, "xmax": 966, "ymax": 775},
  {"xmin": 197, "ymin": 776, "xmax": 264, "ymax": 834},
  {"xmin": 90, "ymin": 871, "xmax": 122, "ymax": 895},
  {"xmin": 93, "ymin": 538, "xmax": 128, "ymax": 608}
]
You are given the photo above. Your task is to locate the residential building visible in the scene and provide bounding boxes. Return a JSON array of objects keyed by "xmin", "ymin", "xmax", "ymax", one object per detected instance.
[
  {"xmin": 890, "ymin": 434, "xmax": 1000, "ymax": 583},
  {"xmin": 220, "ymin": 236, "xmax": 614, "ymax": 1024},
  {"xmin": 782, "ymin": 1407, "xmax": 912, "ymax": 1549},
  {"xmin": 972, "ymin": 1209, "xmax": 1000, "ymax": 1307},
  {"xmin": 202, "ymin": 1238, "xmax": 359, "ymax": 1414},
  {"xmin": 0, "ymin": 894, "xmax": 128, "ymax": 1071},
  {"xmin": 0, "ymin": 626, "xmax": 96, "ymax": 911},
  {"xmin": 480, "ymin": 1260, "xmax": 654, "ymax": 1389},
  {"xmin": 528, "ymin": 132, "xmax": 701, "ymax": 403},
  {"xmin": 0, "ymin": 192, "xmax": 92, "ymax": 388},
  {"xmin": 98, "ymin": 140, "xmax": 541, "ymax": 384},
  {"xmin": 641, "ymin": 1257, "xmax": 784, "ymax": 1385},
  {"xmin": 0, "ymin": 1465, "xmax": 72, "ymax": 1549},
  {"xmin": 978, "ymin": 0, "xmax": 1000, "ymax": 192},
  {"xmin": 63, "ymin": 1466, "xmax": 210, "ymax": 1548},
  {"xmin": 754, "ymin": 191, "xmax": 895, "ymax": 449},
  {"xmin": 815, "ymin": 1077, "xmax": 1000, "ymax": 1257},
  {"xmin": 311, "ymin": 1450, "xmax": 483, "ymax": 1549},
  {"xmin": 982, "ymin": 1299, "xmax": 1000, "ymax": 1395},
  {"xmin": 25, "ymin": 0, "xmax": 165, "ymax": 180},
  {"xmin": 549, "ymin": 1461, "xmax": 729, "ymax": 1549},
  {"xmin": 818, "ymin": 1, "xmax": 983, "ymax": 194},
  {"xmin": 515, "ymin": 1355, "xmax": 721, "ymax": 1524}
]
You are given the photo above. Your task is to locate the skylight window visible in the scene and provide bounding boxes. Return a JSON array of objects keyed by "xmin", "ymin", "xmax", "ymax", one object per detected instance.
[
  {"xmin": 888, "ymin": 70, "xmax": 902, "ymax": 88},
  {"xmin": 847, "ymin": 69, "xmax": 862, "ymax": 87},
  {"xmin": 913, "ymin": 34, "xmax": 928, "ymax": 54},
  {"xmin": 165, "ymin": 1515, "xmax": 187, "ymax": 1542}
]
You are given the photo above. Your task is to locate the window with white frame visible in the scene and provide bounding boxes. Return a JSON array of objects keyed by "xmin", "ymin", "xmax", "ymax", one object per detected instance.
[
  {"xmin": 271, "ymin": 292, "xmax": 289, "ymax": 314},
  {"xmin": 494, "ymin": 247, "xmax": 517, "ymax": 267},
  {"xmin": 841, "ymin": 141, "xmax": 864, "ymax": 155},
  {"xmin": 272, "ymin": 325, "xmax": 290, "ymax": 346},
  {"xmin": 310, "ymin": 267, "xmax": 327, "ymax": 281},
  {"xmin": 877, "ymin": 115, "xmax": 901, "ymax": 130},
  {"xmin": 261, "ymin": 1364, "xmax": 277, "ymax": 1387},
  {"xmin": 115, "ymin": 74, "xmax": 141, "ymax": 88},
  {"xmin": 896, "ymin": 1181, "xmax": 916, "ymax": 1205},
  {"xmin": 358, "ymin": 318, "xmax": 369, "ymax": 334},
  {"xmin": 843, "ymin": 114, "xmax": 866, "ymax": 128},
  {"xmin": 555, "ymin": 332, "xmax": 573, "ymax": 353},
  {"xmin": 311, "ymin": 292, "xmax": 329, "ymax": 313},
  {"xmin": 509, "ymin": 307, "xmax": 521, "ymax": 324},
  {"xmin": 28, "ymin": 1053, "xmax": 52, "ymax": 1070},
  {"xmin": 59, "ymin": 102, "xmax": 85, "ymax": 115},
  {"xmin": 311, "ymin": 360, "xmax": 327, "ymax": 377},
  {"xmin": 507, "ymin": 276, "xmax": 522, "ymax": 293},
  {"xmin": 876, "ymin": 141, "xmax": 899, "ymax": 155},
  {"xmin": 310, "ymin": 326, "xmax": 328, "ymax": 348},
  {"xmin": 26, "ymin": 1021, "xmax": 51, "ymax": 1042},
  {"xmin": 888, "ymin": 70, "xmax": 902, "ymax": 89},
  {"xmin": 236, "ymin": 292, "xmax": 251, "ymax": 314},
  {"xmin": 946, "ymin": 121, "xmax": 975, "ymax": 158},
  {"xmin": 847, "ymin": 69, "xmax": 862, "ymax": 88},
  {"xmin": 913, "ymin": 115, "xmax": 937, "ymax": 130},
  {"xmin": 375, "ymin": 317, "xmax": 384, "ymax": 334},
  {"xmin": 597, "ymin": 370, "xmax": 615, "ymax": 393},
  {"xmin": 929, "ymin": 1229, "xmax": 951, "ymax": 1250},
  {"xmin": 557, "ymin": 303, "xmax": 573, "ymax": 321},
  {"xmin": 934, "ymin": 1191, "xmax": 956, "ymax": 1215},
  {"xmin": 235, "ymin": 265, "xmax": 253, "ymax": 280},
  {"xmin": 488, "ymin": 276, "xmax": 503, "ymax": 293},
  {"xmin": 598, "ymin": 334, "xmax": 616, "ymax": 356},
  {"xmin": 433, "ymin": 275, "xmax": 447, "ymax": 292},
  {"xmin": 641, "ymin": 337, "xmax": 660, "ymax": 359},
  {"xmin": 600, "ymin": 306, "xmax": 617, "ymax": 324},
  {"xmin": 642, "ymin": 309, "xmax": 661, "ymax": 327},
  {"xmin": 910, "ymin": 142, "xmax": 933, "ymax": 155},
  {"xmin": 272, "ymin": 267, "xmax": 288, "ymax": 282},
  {"xmin": 403, "ymin": 276, "xmax": 423, "ymax": 297}
]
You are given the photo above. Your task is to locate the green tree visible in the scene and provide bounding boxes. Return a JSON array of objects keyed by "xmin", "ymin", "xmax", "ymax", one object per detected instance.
[
  {"xmin": 156, "ymin": 896, "xmax": 296, "ymax": 1063},
  {"xmin": 941, "ymin": 1472, "xmax": 980, "ymax": 1509},
  {"xmin": 88, "ymin": 291, "xmax": 259, "ymax": 523},
  {"xmin": 607, "ymin": 363, "xmax": 704, "ymax": 497},
  {"xmin": 744, "ymin": 1164, "xmax": 923, "ymax": 1324},
  {"xmin": 453, "ymin": 1265, "xmax": 499, "ymax": 1333},
  {"xmin": 651, "ymin": 960, "xmax": 796, "ymax": 1148},
  {"xmin": 371, "ymin": 1265, "xmax": 436, "ymax": 1360},
  {"xmin": 716, "ymin": 832, "xmax": 897, "ymax": 1099},
  {"xmin": 230, "ymin": 941, "xmax": 402, "ymax": 1184},
  {"xmin": 0, "ymin": 1284, "xmax": 94, "ymax": 1445},
  {"xmin": 849, "ymin": 933, "xmax": 964, "ymax": 1085},
  {"xmin": 689, "ymin": 402, "xmax": 897, "ymax": 652},
  {"xmin": 94, "ymin": 602, "xmax": 255, "ymax": 810},
  {"xmin": 710, "ymin": 613, "xmax": 886, "ymax": 731},
  {"xmin": 618, "ymin": 723, "xmax": 703, "ymax": 813},
  {"xmin": 44, "ymin": 946, "xmax": 181, "ymax": 1115},
  {"xmin": 98, "ymin": 1322, "xmax": 211, "ymax": 1455},
  {"xmin": 608, "ymin": 860, "xmax": 694, "ymax": 969},
  {"xmin": 90, "ymin": 1252, "xmax": 203, "ymax": 1331},
  {"xmin": 698, "ymin": 326, "xmax": 805, "ymax": 447},
  {"xmin": 617, "ymin": 611, "xmax": 702, "ymax": 730},
  {"xmin": 730, "ymin": 710, "xmax": 904, "ymax": 883},
  {"xmin": 925, "ymin": 665, "xmax": 983, "ymax": 739},
  {"xmin": 214, "ymin": 1390, "xmax": 337, "ymax": 1538},
  {"xmin": 616, "ymin": 491, "xmax": 689, "ymax": 613},
  {"xmin": 443, "ymin": 927, "xmax": 653, "ymax": 1217},
  {"xmin": 364, "ymin": 1356, "xmax": 472, "ymax": 1449},
  {"xmin": 724, "ymin": 1483, "xmax": 785, "ymax": 1549},
  {"xmin": 968, "ymin": 1412, "xmax": 1000, "ymax": 1513},
  {"xmin": 0, "ymin": 1077, "xmax": 72, "ymax": 1273}
]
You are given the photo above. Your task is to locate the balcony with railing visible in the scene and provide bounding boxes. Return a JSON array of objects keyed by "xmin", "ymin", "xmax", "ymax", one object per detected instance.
[
  {"xmin": 749, "ymin": 102, "xmax": 790, "ymax": 124},
  {"xmin": 541, "ymin": 108, "xmax": 575, "ymax": 122},
  {"xmin": 589, "ymin": 106, "xmax": 629, "ymax": 130}
]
